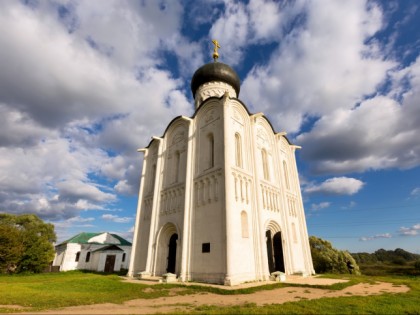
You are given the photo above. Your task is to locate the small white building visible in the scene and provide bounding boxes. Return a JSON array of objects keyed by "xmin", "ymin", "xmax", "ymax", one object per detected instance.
[
  {"xmin": 128, "ymin": 46, "xmax": 315, "ymax": 285},
  {"xmin": 53, "ymin": 232, "xmax": 132, "ymax": 272}
]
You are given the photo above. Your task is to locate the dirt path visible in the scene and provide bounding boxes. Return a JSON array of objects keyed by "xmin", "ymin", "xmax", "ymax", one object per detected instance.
[{"xmin": 15, "ymin": 281, "xmax": 409, "ymax": 315}]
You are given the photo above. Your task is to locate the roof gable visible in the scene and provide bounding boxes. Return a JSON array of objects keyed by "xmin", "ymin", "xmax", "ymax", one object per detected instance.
[{"xmin": 92, "ymin": 244, "xmax": 124, "ymax": 252}]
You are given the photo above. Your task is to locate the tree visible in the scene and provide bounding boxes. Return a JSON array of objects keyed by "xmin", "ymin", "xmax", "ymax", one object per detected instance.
[
  {"xmin": 309, "ymin": 236, "xmax": 360, "ymax": 275},
  {"xmin": 0, "ymin": 223, "xmax": 23, "ymax": 273},
  {"xmin": 0, "ymin": 214, "xmax": 56, "ymax": 273}
]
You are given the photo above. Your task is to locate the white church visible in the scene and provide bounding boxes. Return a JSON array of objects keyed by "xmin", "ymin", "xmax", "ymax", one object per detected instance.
[{"xmin": 128, "ymin": 42, "xmax": 314, "ymax": 285}]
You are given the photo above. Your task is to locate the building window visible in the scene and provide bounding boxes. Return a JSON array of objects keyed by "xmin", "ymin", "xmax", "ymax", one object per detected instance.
[
  {"xmin": 208, "ymin": 133, "xmax": 214, "ymax": 168},
  {"xmin": 235, "ymin": 133, "xmax": 242, "ymax": 167},
  {"xmin": 241, "ymin": 211, "xmax": 249, "ymax": 238},
  {"xmin": 283, "ymin": 161, "xmax": 290, "ymax": 189},
  {"xmin": 202, "ymin": 243, "xmax": 210, "ymax": 253},
  {"xmin": 75, "ymin": 251, "xmax": 80, "ymax": 262},
  {"xmin": 122, "ymin": 253, "xmax": 126, "ymax": 262},
  {"xmin": 85, "ymin": 252, "xmax": 91, "ymax": 262},
  {"xmin": 262, "ymin": 149, "xmax": 270, "ymax": 180}
]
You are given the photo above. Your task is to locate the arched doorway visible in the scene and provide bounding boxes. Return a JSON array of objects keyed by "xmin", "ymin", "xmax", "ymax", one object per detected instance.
[
  {"xmin": 266, "ymin": 230, "xmax": 285, "ymax": 273},
  {"xmin": 273, "ymin": 232, "xmax": 285, "ymax": 272},
  {"xmin": 166, "ymin": 233, "xmax": 178, "ymax": 273}
]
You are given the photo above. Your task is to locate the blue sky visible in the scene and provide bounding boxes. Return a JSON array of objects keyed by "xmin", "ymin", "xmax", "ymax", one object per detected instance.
[{"xmin": 0, "ymin": 0, "xmax": 419, "ymax": 253}]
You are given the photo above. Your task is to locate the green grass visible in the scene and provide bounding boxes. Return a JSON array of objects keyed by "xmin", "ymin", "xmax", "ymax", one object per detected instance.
[
  {"xmin": 0, "ymin": 271, "xmax": 194, "ymax": 312},
  {"xmin": 0, "ymin": 271, "xmax": 419, "ymax": 314},
  {"xmin": 183, "ymin": 275, "xmax": 420, "ymax": 315}
]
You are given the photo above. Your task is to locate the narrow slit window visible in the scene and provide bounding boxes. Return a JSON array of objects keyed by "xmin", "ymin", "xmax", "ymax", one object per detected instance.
[
  {"xmin": 235, "ymin": 133, "xmax": 242, "ymax": 167},
  {"xmin": 208, "ymin": 133, "xmax": 214, "ymax": 168},
  {"xmin": 174, "ymin": 151, "xmax": 180, "ymax": 183},
  {"xmin": 283, "ymin": 161, "xmax": 290, "ymax": 189},
  {"xmin": 262, "ymin": 149, "xmax": 270, "ymax": 180}
]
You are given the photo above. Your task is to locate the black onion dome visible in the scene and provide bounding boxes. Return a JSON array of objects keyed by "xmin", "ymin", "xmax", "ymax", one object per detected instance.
[{"xmin": 191, "ymin": 62, "xmax": 240, "ymax": 98}]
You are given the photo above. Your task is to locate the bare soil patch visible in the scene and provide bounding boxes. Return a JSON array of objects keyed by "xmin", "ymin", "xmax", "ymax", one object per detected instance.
[{"xmin": 19, "ymin": 281, "xmax": 409, "ymax": 315}]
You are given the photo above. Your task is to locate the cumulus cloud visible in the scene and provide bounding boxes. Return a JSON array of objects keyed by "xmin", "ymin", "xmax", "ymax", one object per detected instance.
[
  {"xmin": 209, "ymin": 0, "xmax": 289, "ymax": 65},
  {"xmin": 296, "ymin": 83, "xmax": 420, "ymax": 173},
  {"xmin": 305, "ymin": 177, "xmax": 365, "ymax": 195},
  {"xmin": 0, "ymin": 0, "xmax": 193, "ymax": 225},
  {"xmin": 242, "ymin": 0, "xmax": 392, "ymax": 130},
  {"xmin": 398, "ymin": 224, "xmax": 420, "ymax": 236},
  {"xmin": 359, "ymin": 233, "xmax": 392, "ymax": 241},
  {"xmin": 1, "ymin": 0, "xmax": 419, "ymax": 246},
  {"xmin": 234, "ymin": 0, "xmax": 420, "ymax": 175}
]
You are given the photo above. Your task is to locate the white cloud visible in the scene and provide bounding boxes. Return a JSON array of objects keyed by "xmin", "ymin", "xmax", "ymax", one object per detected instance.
[
  {"xmin": 114, "ymin": 180, "xmax": 136, "ymax": 195},
  {"xmin": 411, "ymin": 187, "xmax": 420, "ymax": 196},
  {"xmin": 296, "ymin": 82, "xmax": 420, "ymax": 173},
  {"xmin": 209, "ymin": 0, "xmax": 291, "ymax": 65},
  {"xmin": 242, "ymin": 0, "xmax": 393, "ymax": 133},
  {"xmin": 57, "ymin": 180, "xmax": 115, "ymax": 203},
  {"xmin": 399, "ymin": 224, "xmax": 420, "ymax": 236},
  {"xmin": 102, "ymin": 214, "xmax": 132, "ymax": 223},
  {"xmin": 359, "ymin": 233, "xmax": 392, "ymax": 241},
  {"xmin": 248, "ymin": 0, "xmax": 282, "ymax": 42},
  {"xmin": 311, "ymin": 202, "xmax": 331, "ymax": 211},
  {"xmin": 0, "ymin": 1, "xmax": 194, "ymax": 223},
  {"xmin": 305, "ymin": 177, "xmax": 365, "ymax": 195},
  {"xmin": 210, "ymin": 1, "xmax": 249, "ymax": 65}
]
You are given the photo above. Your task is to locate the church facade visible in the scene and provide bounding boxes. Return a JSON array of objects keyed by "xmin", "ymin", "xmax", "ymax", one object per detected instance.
[{"xmin": 128, "ymin": 52, "xmax": 314, "ymax": 285}]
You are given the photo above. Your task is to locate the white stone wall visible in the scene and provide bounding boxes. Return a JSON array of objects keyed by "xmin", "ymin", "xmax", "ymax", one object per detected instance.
[
  {"xmin": 129, "ymin": 82, "xmax": 314, "ymax": 284},
  {"xmin": 55, "ymin": 243, "xmax": 132, "ymax": 272},
  {"xmin": 58, "ymin": 243, "xmax": 81, "ymax": 271}
]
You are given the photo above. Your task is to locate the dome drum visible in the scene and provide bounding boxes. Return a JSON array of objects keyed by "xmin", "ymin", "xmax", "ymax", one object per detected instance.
[{"xmin": 191, "ymin": 62, "xmax": 241, "ymax": 99}]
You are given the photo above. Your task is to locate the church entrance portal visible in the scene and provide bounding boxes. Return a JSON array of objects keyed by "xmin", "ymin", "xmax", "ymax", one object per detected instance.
[
  {"xmin": 166, "ymin": 233, "xmax": 178, "ymax": 273},
  {"xmin": 266, "ymin": 230, "xmax": 285, "ymax": 273}
]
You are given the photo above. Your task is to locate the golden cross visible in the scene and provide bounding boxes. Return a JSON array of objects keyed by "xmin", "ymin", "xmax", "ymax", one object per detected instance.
[{"xmin": 212, "ymin": 39, "xmax": 220, "ymax": 61}]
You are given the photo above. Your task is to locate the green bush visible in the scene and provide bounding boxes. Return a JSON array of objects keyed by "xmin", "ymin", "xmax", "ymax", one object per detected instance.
[
  {"xmin": 392, "ymin": 257, "xmax": 407, "ymax": 266},
  {"xmin": 309, "ymin": 236, "xmax": 360, "ymax": 275}
]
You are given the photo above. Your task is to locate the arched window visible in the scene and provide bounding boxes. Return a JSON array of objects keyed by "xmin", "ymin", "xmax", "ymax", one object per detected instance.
[
  {"xmin": 262, "ymin": 149, "xmax": 270, "ymax": 180},
  {"xmin": 235, "ymin": 133, "xmax": 242, "ymax": 167},
  {"xmin": 75, "ymin": 251, "xmax": 80, "ymax": 262},
  {"xmin": 85, "ymin": 252, "xmax": 91, "ymax": 262},
  {"xmin": 241, "ymin": 211, "xmax": 249, "ymax": 238},
  {"xmin": 283, "ymin": 161, "xmax": 290, "ymax": 189},
  {"xmin": 208, "ymin": 133, "xmax": 214, "ymax": 168},
  {"xmin": 122, "ymin": 253, "xmax": 126, "ymax": 262}
]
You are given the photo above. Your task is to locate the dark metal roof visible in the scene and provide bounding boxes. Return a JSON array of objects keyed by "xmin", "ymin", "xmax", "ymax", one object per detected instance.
[{"xmin": 191, "ymin": 62, "xmax": 240, "ymax": 98}]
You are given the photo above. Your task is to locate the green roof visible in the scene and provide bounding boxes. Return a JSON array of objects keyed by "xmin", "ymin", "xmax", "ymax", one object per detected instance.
[{"xmin": 58, "ymin": 232, "xmax": 132, "ymax": 246}]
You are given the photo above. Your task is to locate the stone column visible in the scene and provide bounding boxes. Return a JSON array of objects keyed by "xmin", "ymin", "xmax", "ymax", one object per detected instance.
[{"xmin": 179, "ymin": 117, "xmax": 194, "ymax": 282}]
